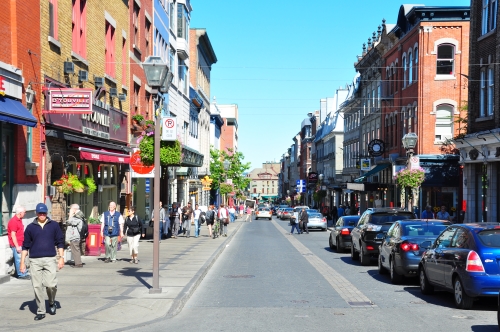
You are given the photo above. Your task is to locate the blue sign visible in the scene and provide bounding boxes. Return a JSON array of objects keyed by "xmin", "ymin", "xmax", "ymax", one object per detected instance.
[
  {"xmin": 296, "ymin": 179, "xmax": 306, "ymax": 193},
  {"xmin": 145, "ymin": 179, "xmax": 150, "ymax": 193}
]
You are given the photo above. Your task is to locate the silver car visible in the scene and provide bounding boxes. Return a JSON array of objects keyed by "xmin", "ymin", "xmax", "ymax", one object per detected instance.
[{"xmin": 306, "ymin": 211, "xmax": 327, "ymax": 231}]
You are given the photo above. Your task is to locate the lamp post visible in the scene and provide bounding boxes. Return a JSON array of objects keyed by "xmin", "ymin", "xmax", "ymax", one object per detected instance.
[
  {"xmin": 142, "ymin": 56, "xmax": 173, "ymax": 294},
  {"xmin": 402, "ymin": 132, "xmax": 418, "ymax": 211}
]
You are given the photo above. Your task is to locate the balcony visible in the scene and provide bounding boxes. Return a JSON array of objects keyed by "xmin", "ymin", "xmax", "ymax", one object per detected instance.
[{"xmin": 177, "ymin": 38, "xmax": 189, "ymax": 60}]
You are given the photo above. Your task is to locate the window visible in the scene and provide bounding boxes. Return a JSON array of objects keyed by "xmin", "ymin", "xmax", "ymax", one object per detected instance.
[
  {"xmin": 435, "ymin": 104, "xmax": 453, "ymax": 142},
  {"xmin": 434, "ymin": 227, "xmax": 456, "ymax": 248},
  {"xmin": 49, "ymin": 0, "xmax": 59, "ymax": 40},
  {"xmin": 482, "ymin": 0, "xmax": 498, "ymax": 34},
  {"xmin": 97, "ymin": 164, "xmax": 118, "ymax": 214},
  {"xmin": 133, "ymin": 3, "xmax": 139, "ymax": 47},
  {"xmin": 105, "ymin": 21, "xmax": 116, "ymax": 78},
  {"xmin": 169, "ymin": 48, "xmax": 175, "ymax": 82},
  {"xmin": 408, "ymin": 51, "xmax": 413, "ymax": 83},
  {"xmin": 488, "ymin": 67, "xmax": 494, "ymax": 116},
  {"xmin": 122, "ymin": 38, "xmax": 127, "ymax": 88},
  {"xmin": 436, "ymin": 45, "xmax": 454, "ymax": 75},
  {"xmin": 133, "ymin": 83, "xmax": 140, "ymax": 110},
  {"xmin": 145, "ymin": 19, "xmax": 151, "ymax": 56},
  {"xmin": 402, "ymin": 55, "xmax": 407, "ymax": 88},
  {"xmin": 177, "ymin": 3, "xmax": 188, "ymax": 39},
  {"xmin": 72, "ymin": 0, "xmax": 87, "ymax": 58},
  {"xmin": 169, "ymin": 1, "xmax": 175, "ymax": 30}
]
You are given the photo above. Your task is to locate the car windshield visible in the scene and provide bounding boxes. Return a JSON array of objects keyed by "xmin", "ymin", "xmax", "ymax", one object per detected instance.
[
  {"xmin": 477, "ymin": 229, "xmax": 500, "ymax": 247},
  {"xmin": 402, "ymin": 224, "xmax": 448, "ymax": 236},
  {"xmin": 284, "ymin": 208, "xmax": 293, "ymax": 212},
  {"xmin": 308, "ymin": 209, "xmax": 318, "ymax": 213},
  {"xmin": 342, "ymin": 217, "xmax": 360, "ymax": 226},
  {"xmin": 370, "ymin": 214, "xmax": 413, "ymax": 225},
  {"xmin": 307, "ymin": 213, "xmax": 322, "ymax": 218}
]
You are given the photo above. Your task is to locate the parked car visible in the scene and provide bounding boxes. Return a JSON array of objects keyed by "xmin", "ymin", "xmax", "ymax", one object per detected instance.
[
  {"xmin": 418, "ymin": 222, "xmax": 500, "ymax": 309},
  {"xmin": 255, "ymin": 208, "xmax": 272, "ymax": 220},
  {"xmin": 378, "ymin": 220, "xmax": 451, "ymax": 284},
  {"xmin": 276, "ymin": 208, "xmax": 284, "ymax": 219},
  {"xmin": 280, "ymin": 208, "xmax": 294, "ymax": 220},
  {"xmin": 329, "ymin": 216, "xmax": 360, "ymax": 253},
  {"xmin": 351, "ymin": 208, "xmax": 414, "ymax": 266},
  {"xmin": 305, "ymin": 211, "xmax": 327, "ymax": 231}
]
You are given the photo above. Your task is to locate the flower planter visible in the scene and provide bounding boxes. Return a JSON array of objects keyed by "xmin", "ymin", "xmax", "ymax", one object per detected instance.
[
  {"xmin": 85, "ymin": 224, "xmax": 102, "ymax": 256},
  {"xmin": 74, "ymin": 188, "xmax": 84, "ymax": 193},
  {"xmin": 56, "ymin": 186, "xmax": 63, "ymax": 193}
]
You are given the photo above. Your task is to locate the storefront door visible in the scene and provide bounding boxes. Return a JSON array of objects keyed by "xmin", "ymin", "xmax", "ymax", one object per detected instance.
[{"xmin": 0, "ymin": 123, "xmax": 13, "ymax": 235}]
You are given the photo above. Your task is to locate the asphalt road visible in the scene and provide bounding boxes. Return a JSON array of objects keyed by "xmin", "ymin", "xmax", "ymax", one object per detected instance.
[{"xmin": 138, "ymin": 216, "xmax": 498, "ymax": 332}]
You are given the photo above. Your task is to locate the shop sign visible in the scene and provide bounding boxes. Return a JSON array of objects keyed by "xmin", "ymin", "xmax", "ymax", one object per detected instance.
[
  {"xmin": 360, "ymin": 159, "xmax": 371, "ymax": 171},
  {"xmin": 47, "ymin": 88, "xmax": 93, "ymax": 114},
  {"xmin": 0, "ymin": 76, "xmax": 5, "ymax": 96},
  {"xmin": 308, "ymin": 172, "xmax": 318, "ymax": 184},
  {"xmin": 201, "ymin": 175, "xmax": 213, "ymax": 191},
  {"xmin": 130, "ymin": 150, "xmax": 155, "ymax": 178}
]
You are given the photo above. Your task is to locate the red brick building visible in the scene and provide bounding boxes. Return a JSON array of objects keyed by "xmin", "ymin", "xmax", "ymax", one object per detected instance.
[
  {"xmin": 0, "ymin": 0, "xmax": 41, "ymax": 280},
  {"xmin": 380, "ymin": 5, "xmax": 470, "ymax": 212}
]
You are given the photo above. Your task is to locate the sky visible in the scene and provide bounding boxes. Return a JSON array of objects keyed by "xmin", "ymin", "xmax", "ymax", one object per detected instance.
[{"xmin": 189, "ymin": 0, "xmax": 470, "ymax": 170}]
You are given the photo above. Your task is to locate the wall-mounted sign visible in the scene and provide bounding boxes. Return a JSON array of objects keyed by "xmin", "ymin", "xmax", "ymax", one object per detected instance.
[
  {"xmin": 0, "ymin": 76, "xmax": 5, "ymax": 96},
  {"xmin": 308, "ymin": 172, "xmax": 318, "ymax": 184},
  {"xmin": 368, "ymin": 139, "xmax": 385, "ymax": 157},
  {"xmin": 47, "ymin": 88, "xmax": 93, "ymax": 114},
  {"xmin": 410, "ymin": 156, "xmax": 420, "ymax": 170},
  {"xmin": 161, "ymin": 116, "xmax": 177, "ymax": 141},
  {"xmin": 296, "ymin": 179, "xmax": 306, "ymax": 193},
  {"xmin": 361, "ymin": 159, "xmax": 371, "ymax": 171},
  {"xmin": 201, "ymin": 175, "xmax": 213, "ymax": 191}
]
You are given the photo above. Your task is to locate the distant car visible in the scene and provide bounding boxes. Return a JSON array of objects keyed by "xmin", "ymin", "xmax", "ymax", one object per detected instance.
[
  {"xmin": 276, "ymin": 208, "xmax": 284, "ymax": 218},
  {"xmin": 271, "ymin": 207, "xmax": 277, "ymax": 215},
  {"xmin": 378, "ymin": 220, "xmax": 450, "ymax": 284},
  {"xmin": 418, "ymin": 222, "xmax": 500, "ymax": 309},
  {"xmin": 329, "ymin": 216, "xmax": 360, "ymax": 252},
  {"xmin": 350, "ymin": 208, "xmax": 414, "ymax": 266},
  {"xmin": 255, "ymin": 208, "xmax": 272, "ymax": 220},
  {"xmin": 280, "ymin": 208, "xmax": 294, "ymax": 220},
  {"xmin": 306, "ymin": 211, "xmax": 327, "ymax": 231}
]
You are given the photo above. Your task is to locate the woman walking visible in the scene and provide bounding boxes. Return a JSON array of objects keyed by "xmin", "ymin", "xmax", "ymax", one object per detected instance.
[
  {"xmin": 245, "ymin": 206, "xmax": 252, "ymax": 222},
  {"xmin": 206, "ymin": 205, "xmax": 216, "ymax": 238},
  {"xmin": 66, "ymin": 204, "xmax": 85, "ymax": 267},
  {"xmin": 124, "ymin": 206, "xmax": 144, "ymax": 264},
  {"xmin": 229, "ymin": 205, "xmax": 236, "ymax": 223}
]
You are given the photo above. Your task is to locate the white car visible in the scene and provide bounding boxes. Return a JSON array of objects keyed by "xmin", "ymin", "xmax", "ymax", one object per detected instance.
[{"xmin": 255, "ymin": 208, "xmax": 272, "ymax": 220}]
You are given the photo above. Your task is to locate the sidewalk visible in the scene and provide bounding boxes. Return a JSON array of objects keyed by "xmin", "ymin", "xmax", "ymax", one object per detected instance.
[{"xmin": 0, "ymin": 219, "xmax": 244, "ymax": 331}]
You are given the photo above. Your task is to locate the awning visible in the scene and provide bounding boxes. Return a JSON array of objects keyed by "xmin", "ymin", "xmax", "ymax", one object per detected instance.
[
  {"xmin": 354, "ymin": 163, "xmax": 391, "ymax": 183},
  {"xmin": 176, "ymin": 167, "xmax": 191, "ymax": 176},
  {"xmin": 78, "ymin": 145, "xmax": 130, "ymax": 163},
  {"xmin": 0, "ymin": 96, "xmax": 37, "ymax": 127}
]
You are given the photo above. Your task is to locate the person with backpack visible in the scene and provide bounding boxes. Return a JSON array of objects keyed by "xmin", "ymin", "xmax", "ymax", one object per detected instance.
[
  {"xmin": 205, "ymin": 205, "xmax": 215, "ymax": 238},
  {"xmin": 65, "ymin": 204, "xmax": 85, "ymax": 268},
  {"xmin": 123, "ymin": 206, "xmax": 145, "ymax": 264},
  {"xmin": 218, "ymin": 203, "xmax": 229, "ymax": 237}
]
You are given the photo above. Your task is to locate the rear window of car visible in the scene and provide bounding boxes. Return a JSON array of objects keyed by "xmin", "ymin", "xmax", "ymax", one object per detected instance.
[
  {"xmin": 284, "ymin": 208, "xmax": 293, "ymax": 212},
  {"xmin": 342, "ymin": 217, "xmax": 359, "ymax": 226},
  {"xmin": 370, "ymin": 214, "xmax": 413, "ymax": 225},
  {"xmin": 261, "ymin": 208, "xmax": 270, "ymax": 211},
  {"xmin": 477, "ymin": 229, "xmax": 500, "ymax": 247},
  {"xmin": 307, "ymin": 213, "xmax": 322, "ymax": 218},
  {"xmin": 402, "ymin": 224, "xmax": 448, "ymax": 236}
]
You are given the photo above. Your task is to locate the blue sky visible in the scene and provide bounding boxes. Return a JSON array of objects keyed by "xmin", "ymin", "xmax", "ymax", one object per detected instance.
[{"xmin": 190, "ymin": 0, "xmax": 470, "ymax": 169}]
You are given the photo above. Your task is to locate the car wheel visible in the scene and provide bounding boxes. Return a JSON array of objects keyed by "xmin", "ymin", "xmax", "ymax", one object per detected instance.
[
  {"xmin": 360, "ymin": 245, "xmax": 370, "ymax": 266},
  {"xmin": 351, "ymin": 243, "xmax": 359, "ymax": 261},
  {"xmin": 329, "ymin": 235, "xmax": 335, "ymax": 250},
  {"xmin": 268, "ymin": 217, "xmax": 271, "ymax": 220},
  {"xmin": 390, "ymin": 257, "xmax": 403, "ymax": 284},
  {"xmin": 454, "ymin": 276, "xmax": 474, "ymax": 309},
  {"xmin": 336, "ymin": 237, "xmax": 344, "ymax": 253},
  {"xmin": 419, "ymin": 267, "xmax": 434, "ymax": 295},
  {"xmin": 378, "ymin": 255, "xmax": 387, "ymax": 275}
]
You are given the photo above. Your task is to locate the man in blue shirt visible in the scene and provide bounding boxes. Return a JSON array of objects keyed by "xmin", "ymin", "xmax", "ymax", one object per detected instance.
[
  {"xmin": 421, "ymin": 205, "xmax": 435, "ymax": 219},
  {"xmin": 20, "ymin": 203, "xmax": 65, "ymax": 321}
]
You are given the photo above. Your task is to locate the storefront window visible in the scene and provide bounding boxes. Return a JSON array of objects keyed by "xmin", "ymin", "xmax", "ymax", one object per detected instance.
[
  {"xmin": 68, "ymin": 162, "xmax": 93, "ymax": 218},
  {"xmin": 98, "ymin": 164, "xmax": 117, "ymax": 214},
  {"xmin": 0, "ymin": 125, "xmax": 13, "ymax": 235}
]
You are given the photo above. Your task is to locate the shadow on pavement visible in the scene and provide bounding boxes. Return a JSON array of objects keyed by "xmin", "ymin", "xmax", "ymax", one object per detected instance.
[
  {"xmin": 366, "ymin": 269, "xmax": 418, "ymax": 285},
  {"xmin": 116, "ymin": 267, "xmax": 153, "ymax": 289},
  {"xmin": 471, "ymin": 325, "xmax": 498, "ymax": 332},
  {"xmin": 19, "ymin": 300, "xmax": 37, "ymax": 315},
  {"xmin": 339, "ymin": 256, "xmax": 365, "ymax": 266}
]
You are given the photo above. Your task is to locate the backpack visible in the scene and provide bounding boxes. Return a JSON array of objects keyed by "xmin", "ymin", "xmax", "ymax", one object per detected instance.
[
  {"xmin": 199, "ymin": 211, "xmax": 206, "ymax": 225},
  {"xmin": 80, "ymin": 217, "xmax": 89, "ymax": 241},
  {"xmin": 206, "ymin": 210, "xmax": 215, "ymax": 222}
]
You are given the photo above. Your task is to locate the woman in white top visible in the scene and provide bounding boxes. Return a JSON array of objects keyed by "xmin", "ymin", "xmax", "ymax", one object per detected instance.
[{"xmin": 193, "ymin": 204, "xmax": 202, "ymax": 238}]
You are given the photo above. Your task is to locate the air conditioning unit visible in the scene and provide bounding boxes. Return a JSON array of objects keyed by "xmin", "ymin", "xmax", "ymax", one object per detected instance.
[
  {"xmin": 64, "ymin": 61, "xmax": 75, "ymax": 74},
  {"xmin": 78, "ymin": 70, "xmax": 88, "ymax": 82},
  {"xmin": 118, "ymin": 93, "xmax": 126, "ymax": 101},
  {"xmin": 109, "ymin": 88, "xmax": 118, "ymax": 97},
  {"xmin": 94, "ymin": 76, "xmax": 104, "ymax": 87}
]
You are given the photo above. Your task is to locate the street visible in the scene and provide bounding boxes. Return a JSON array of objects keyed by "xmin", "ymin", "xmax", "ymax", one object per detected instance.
[{"xmin": 139, "ymin": 216, "xmax": 498, "ymax": 332}]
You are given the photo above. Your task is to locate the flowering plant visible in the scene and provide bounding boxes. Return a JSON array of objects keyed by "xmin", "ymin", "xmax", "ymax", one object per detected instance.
[
  {"xmin": 52, "ymin": 173, "xmax": 84, "ymax": 194},
  {"xmin": 393, "ymin": 168, "xmax": 425, "ymax": 188},
  {"xmin": 433, "ymin": 206, "xmax": 440, "ymax": 213},
  {"xmin": 81, "ymin": 177, "xmax": 97, "ymax": 195},
  {"xmin": 138, "ymin": 133, "xmax": 182, "ymax": 166},
  {"xmin": 295, "ymin": 193, "xmax": 302, "ymax": 201},
  {"xmin": 285, "ymin": 196, "xmax": 291, "ymax": 204}
]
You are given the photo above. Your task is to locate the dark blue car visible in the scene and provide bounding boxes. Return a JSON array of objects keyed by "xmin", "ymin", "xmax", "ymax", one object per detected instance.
[{"xmin": 419, "ymin": 222, "xmax": 500, "ymax": 309}]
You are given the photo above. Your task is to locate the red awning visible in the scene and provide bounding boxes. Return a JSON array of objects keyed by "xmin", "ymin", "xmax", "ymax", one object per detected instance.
[{"xmin": 78, "ymin": 146, "xmax": 130, "ymax": 164}]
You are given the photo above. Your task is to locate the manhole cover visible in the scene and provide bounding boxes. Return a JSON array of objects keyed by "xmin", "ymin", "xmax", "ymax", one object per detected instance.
[
  {"xmin": 223, "ymin": 275, "xmax": 255, "ymax": 278},
  {"xmin": 291, "ymin": 300, "xmax": 309, "ymax": 303}
]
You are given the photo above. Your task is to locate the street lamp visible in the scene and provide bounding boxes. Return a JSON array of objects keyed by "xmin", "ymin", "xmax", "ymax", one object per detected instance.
[
  {"xmin": 402, "ymin": 133, "xmax": 418, "ymax": 157},
  {"xmin": 143, "ymin": 56, "xmax": 172, "ymax": 294}
]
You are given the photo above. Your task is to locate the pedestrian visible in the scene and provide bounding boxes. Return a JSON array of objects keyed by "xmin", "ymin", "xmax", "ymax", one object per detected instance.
[
  {"xmin": 100, "ymin": 201, "xmax": 124, "ymax": 263},
  {"xmin": 123, "ymin": 206, "xmax": 144, "ymax": 264},
  {"xmin": 436, "ymin": 205, "xmax": 452, "ymax": 221},
  {"xmin": 8, "ymin": 206, "xmax": 30, "ymax": 279},
  {"xmin": 65, "ymin": 204, "xmax": 85, "ymax": 268},
  {"xmin": 290, "ymin": 213, "xmax": 301, "ymax": 235},
  {"xmin": 330, "ymin": 206, "xmax": 338, "ymax": 224},
  {"xmin": 421, "ymin": 205, "xmax": 434, "ymax": 219},
  {"xmin": 337, "ymin": 205, "xmax": 345, "ymax": 218},
  {"xmin": 206, "ymin": 205, "xmax": 216, "ymax": 238},
  {"xmin": 218, "ymin": 203, "xmax": 229, "ymax": 237},
  {"xmin": 20, "ymin": 203, "xmax": 64, "ymax": 321},
  {"xmin": 228, "ymin": 205, "xmax": 236, "ymax": 223},
  {"xmin": 159, "ymin": 201, "xmax": 167, "ymax": 240},
  {"xmin": 345, "ymin": 204, "xmax": 351, "ymax": 216},
  {"xmin": 239, "ymin": 203, "xmax": 245, "ymax": 217},
  {"xmin": 170, "ymin": 202, "xmax": 181, "ymax": 239},
  {"xmin": 181, "ymin": 202, "xmax": 194, "ymax": 238},
  {"xmin": 193, "ymin": 203, "xmax": 202, "ymax": 238},
  {"xmin": 299, "ymin": 207, "xmax": 309, "ymax": 234},
  {"xmin": 245, "ymin": 205, "xmax": 252, "ymax": 222}
]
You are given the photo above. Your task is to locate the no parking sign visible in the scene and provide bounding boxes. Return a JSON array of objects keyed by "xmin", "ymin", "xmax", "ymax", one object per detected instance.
[{"xmin": 161, "ymin": 117, "xmax": 176, "ymax": 141}]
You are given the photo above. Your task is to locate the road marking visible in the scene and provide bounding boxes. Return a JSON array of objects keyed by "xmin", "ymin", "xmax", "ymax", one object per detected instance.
[{"xmin": 271, "ymin": 219, "xmax": 377, "ymax": 308}]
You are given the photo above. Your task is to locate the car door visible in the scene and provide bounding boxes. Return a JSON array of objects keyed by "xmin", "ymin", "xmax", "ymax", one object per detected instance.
[
  {"xmin": 389, "ymin": 223, "xmax": 402, "ymax": 261},
  {"xmin": 380, "ymin": 222, "xmax": 397, "ymax": 267},
  {"xmin": 443, "ymin": 227, "xmax": 470, "ymax": 289},
  {"xmin": 334, "ymin": 217, "xmax": 343, "ymax": 239},
  {"xmin": 352, "ymin": 214, "xmax": 367, "ymax": 251},
  {"xmin": 427, "ymin": 227, "xmax": 457, "ymax": 286}
]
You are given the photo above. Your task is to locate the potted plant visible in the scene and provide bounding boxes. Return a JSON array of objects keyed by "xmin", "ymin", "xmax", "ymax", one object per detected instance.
[
  {"xmin": 393, "ymin": 168, "xmax": 425, "ymax": 188},
  {"xmin": 82, "ymin": 177, "xmax": 97, "ymax": 195},
  {"xmin": 52, "ymin": 174, "xmax": 74, "ymax": 194},
  {"xmin": 67, "ymin": 173, "xmax": 85, "ymax": 192}
]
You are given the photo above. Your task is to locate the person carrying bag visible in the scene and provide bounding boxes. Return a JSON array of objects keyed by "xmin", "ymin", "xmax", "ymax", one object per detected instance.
[{"xmin": 123, "ymin": 206, "xmax": 144, "ymax": 264}]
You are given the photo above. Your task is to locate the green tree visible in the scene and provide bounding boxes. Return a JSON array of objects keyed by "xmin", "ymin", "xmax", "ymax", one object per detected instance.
[{"xmin": 210, "ymin": 147, "xmax": 251, "ymax": 196}]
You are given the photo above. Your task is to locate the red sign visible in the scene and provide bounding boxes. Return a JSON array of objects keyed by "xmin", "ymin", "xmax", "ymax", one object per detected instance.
[
  {"xmin": 47, "ymin": 88, "xmax": 93, "ymax": 114},
  {"xmin": 0, "ymin": 76, "xmax": 5, "ymax": 96},
  {"xmin": 130, "ymin": 151, "xmax": 154, "ymax": 174}
]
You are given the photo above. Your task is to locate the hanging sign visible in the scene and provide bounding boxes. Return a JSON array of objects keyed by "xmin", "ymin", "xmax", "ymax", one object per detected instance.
[
  {"xmin": 47, "ymin": 88, "xmax": 93, "ymax": 114},
  {"xmin": 361, "ymin": 159, "xmax": 371, "ymax": 171},
  {"xmin": 161, "ymin": 116, "xmax": 177, "ymax": 141}
]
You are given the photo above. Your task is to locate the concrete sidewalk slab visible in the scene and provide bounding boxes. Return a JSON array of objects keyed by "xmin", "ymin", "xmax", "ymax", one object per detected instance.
[{"xmin": 0, "ymin": 219, "xmax": 245, "ymax": 331}]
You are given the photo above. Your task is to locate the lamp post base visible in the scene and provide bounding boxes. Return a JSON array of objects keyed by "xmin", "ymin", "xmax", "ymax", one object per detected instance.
[{"xmin": 149, "ymin": 287, "xmax": 162, "ymax": 294}]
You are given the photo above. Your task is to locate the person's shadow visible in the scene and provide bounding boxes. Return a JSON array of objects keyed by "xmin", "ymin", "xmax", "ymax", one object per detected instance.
[{"xmin": 20, "ymin": 300, "xmax": 60, "ymax": 314}]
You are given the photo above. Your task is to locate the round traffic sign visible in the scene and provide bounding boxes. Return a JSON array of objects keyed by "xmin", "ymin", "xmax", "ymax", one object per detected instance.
[
  {"xmin": 130, "ymin": 151, "xmax": 154, "ymax": 174},
  {"xmin": 165, "ymin": 118, "xmax": 175, "ymax": 128}
]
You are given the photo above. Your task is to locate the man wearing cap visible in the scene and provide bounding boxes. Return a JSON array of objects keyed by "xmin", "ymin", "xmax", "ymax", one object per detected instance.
[{"xmin": 20, "ymin": 203, "xmax": 65, "ymax": 321}]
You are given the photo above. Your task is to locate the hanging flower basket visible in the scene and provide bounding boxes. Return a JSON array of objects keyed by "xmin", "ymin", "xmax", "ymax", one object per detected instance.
[
  {"xmin": 393, "ymin": 168, "xmax": 425, "ymax": 188},
  {"xmin": 52, "ymin": 173, "xmax": 85, "ymax": 195},
  {"xmin": 139, "ymin": 133, "xmax": 182, "ymax": 166}
]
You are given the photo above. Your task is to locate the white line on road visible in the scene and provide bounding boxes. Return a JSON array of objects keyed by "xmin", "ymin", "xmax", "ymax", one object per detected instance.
[{"xmin": 271, "ymin": 219, "xmax": 377, "ymax": 309}]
